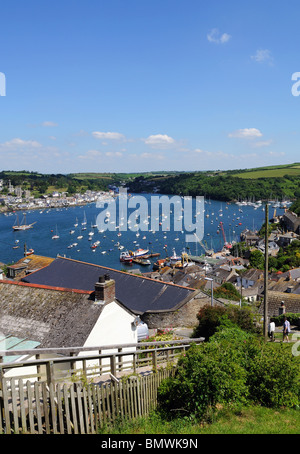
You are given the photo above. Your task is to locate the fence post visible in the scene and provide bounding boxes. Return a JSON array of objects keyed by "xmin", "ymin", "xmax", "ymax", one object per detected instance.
[
  {"xmin": 152, "ymin": 351, "xmax": 157, "ymax": 372},
  {"xmin": 98, "ymin": 349, "xmax": 102, "ymax": 374},
  {"xmin": 110, "ymin": 355, "xmax": 116, "ymax": 377},
  {"xmin": 36, "ymin": 354, "xmax": 41, "ymax": 381},
  {"xmin": 118, "ymin": 348, "xmax": 123, "ymax": 372},
  {"xmin": 70, "ymin": 351, "xmax": 76, "ymax": 378},
  {"xmin": 46, "ymin": 360, "xmax": 55, "ymax": 386}
]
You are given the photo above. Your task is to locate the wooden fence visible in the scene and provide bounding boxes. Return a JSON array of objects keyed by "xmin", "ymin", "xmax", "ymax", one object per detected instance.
[
  {"xmin": 0, "ymin": 367, "xmax": 175, "ymax": 434},
  {"xmin": 0, "ymin": 338, "xmax": 204, "ymax": 434},
  {"xmin": 0, "ymin": 338, "xmax": 203, "ymax": 385}
]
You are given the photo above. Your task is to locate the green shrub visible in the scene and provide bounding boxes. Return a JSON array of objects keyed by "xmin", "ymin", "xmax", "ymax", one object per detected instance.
[
  {"xmin": 271, "ymin": 312, "xmax": 300, "ymax": 327},
  {"xmin": 247, "ymin": 343, "xmax": 300, "ymax": 408},
  {"xmin": 192, "ymin": 305, "xmax": 261, "ymax": 341},
  {"xmin": 213, "ymin": 282, "xmax": 242, "ymax": 301},
  {"xmin": 157, "ymin": 334, "xmax": 250, "ymax": 421},
  {"xmin": 157, "ymin": 326, "xmax": 300, "ymax": 421}
]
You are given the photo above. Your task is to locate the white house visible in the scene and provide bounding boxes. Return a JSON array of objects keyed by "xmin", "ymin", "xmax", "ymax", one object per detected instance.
[{"xmin": 0, "ymin": 275, "xmax": 138, "ymax": 380}]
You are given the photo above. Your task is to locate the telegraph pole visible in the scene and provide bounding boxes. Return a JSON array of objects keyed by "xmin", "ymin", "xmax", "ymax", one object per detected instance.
[{"xmin": 263, "ymin": 202, "xmax": 269, "ymax": 339}]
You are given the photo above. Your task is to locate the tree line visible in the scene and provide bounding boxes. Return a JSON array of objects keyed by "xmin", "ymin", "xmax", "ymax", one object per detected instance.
[
  {"xmin": 0, "ymin": 171, "xmax": 109, "ymax": 196},
  {"xmin": 128, "ymin": 172, "xmax": 300, "ymax": 202}
]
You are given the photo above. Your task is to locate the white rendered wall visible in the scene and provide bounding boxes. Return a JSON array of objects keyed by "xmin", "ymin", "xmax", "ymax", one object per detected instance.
[
  {"xmin": 85, "ymin": 300, "xmax": 137, "ymax": 347},
  {"xmin": 78, "ymin": 300, "xmax": 138, "ymax": 373}
]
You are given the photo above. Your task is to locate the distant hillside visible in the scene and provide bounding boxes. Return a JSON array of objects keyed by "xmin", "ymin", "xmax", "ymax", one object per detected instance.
[
  {"xmin": 1, "ymin": 165, "xmax": 300, "ymax": 202},
  {"xmin": 0, "ymin": 170, "xmax": 182, "ymax": 197},
  {"xmin": 127, "ymin": 164, "xmax": 300, "ymax": 201},
  {"xmin": 228, "ymin": 163, "xmax": 300, "ymax": 179},
  {"xmin": 0, "ymin": 170, "xmax": 109, "ymax": 196}
]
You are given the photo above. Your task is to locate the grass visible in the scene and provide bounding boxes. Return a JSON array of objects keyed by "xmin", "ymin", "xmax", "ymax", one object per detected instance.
[
  {"xmin": 45, "ymin": 185, "xmax": 68, "ymax": 193},
  {"xmin": 231, "ymin": 163, "xmax": 300, "ymax": 179},
  {"xmin": 99, "ymin": 405, "xmax": 300, "ymax": 434},
  {"xmin": 233, "ymin": 167, "xmax": 300, "ymax": 179}
]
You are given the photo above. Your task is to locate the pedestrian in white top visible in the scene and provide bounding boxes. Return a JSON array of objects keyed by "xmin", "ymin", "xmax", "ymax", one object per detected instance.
[
  {"xmin": 268, "ymin": 321, "xmax": 275, "ymax": 341},
  {"xmin": 282, "ymin": 317, "xmax": 291, "ymax": 342}
]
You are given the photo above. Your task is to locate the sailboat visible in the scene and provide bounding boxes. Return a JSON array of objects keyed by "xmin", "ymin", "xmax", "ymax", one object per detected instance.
[
  {"xmin": 81, "ymin": 211, "xmax": 87, "ymax": 226},
  {"xmin": 52, "ymin": 225, "xmax": 59, "ymax": 239},
  {"xmin": 12, "ymin": 213, "xmax": 36, "ymax": 231},
  {"xmin": 88, "ymin": 223, "xmax": 94, "ymax": 237},
  {"xmin": 92, "ymin": 217, "xmax": 97, "ymax": 228}
]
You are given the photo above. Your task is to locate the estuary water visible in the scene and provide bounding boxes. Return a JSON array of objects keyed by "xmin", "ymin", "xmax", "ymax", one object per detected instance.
[{"xmin": 0, "ymin": 194, "xmax": 286, "ymax": 271}]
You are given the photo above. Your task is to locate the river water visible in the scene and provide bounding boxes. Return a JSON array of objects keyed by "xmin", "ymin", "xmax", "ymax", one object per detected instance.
[{"xmin": 0, "ymin": 194, "xmax": 286, "ymax": 270}]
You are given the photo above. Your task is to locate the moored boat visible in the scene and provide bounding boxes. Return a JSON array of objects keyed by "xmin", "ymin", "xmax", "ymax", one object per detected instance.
[
  {"xmin": 169, "ymin": 248, "xmax": 181, "ymax": 265},
  {"xmin": 52, "ymin": 225, "xmax": 59, "ymax": 239},
  {"xmin": 91, "ymin": 240, "xmax": 100, "ymax": 249},
  {"xmin": 120, "ymin": 251, "xmax": 133, "ymax": 262},
  {"xmin": 129, "ymin": 248, "xmax": 149, "ymax": 258},
  {"xmin": 12, "ymin": 213, "xmax": 36, "ymax": 231},
  {"xmin": 132, "ymin": 258, "xmax": 151, "ymax": 266}
]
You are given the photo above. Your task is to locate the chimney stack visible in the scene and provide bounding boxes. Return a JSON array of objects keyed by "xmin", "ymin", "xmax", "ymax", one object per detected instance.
[{"xmin": 94, "ymin": 274, "xmax": 116, "ymax": 305}]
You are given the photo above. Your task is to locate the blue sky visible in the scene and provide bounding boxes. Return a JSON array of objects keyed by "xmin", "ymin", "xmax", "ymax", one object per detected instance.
[{"xmin": 1, "ymin": 0, "xmax": 300, "ymax": 173}]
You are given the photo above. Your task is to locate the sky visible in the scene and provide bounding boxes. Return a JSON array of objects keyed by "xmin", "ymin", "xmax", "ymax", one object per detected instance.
[{"xmin": 1, "ymin": 0, "xmax": 300, "ymax": 174}]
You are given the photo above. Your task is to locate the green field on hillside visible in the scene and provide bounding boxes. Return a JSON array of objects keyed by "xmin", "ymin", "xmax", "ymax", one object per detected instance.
[{"xmin": 232, "ymin": 164, "xmax": 300, "ymax": 179}]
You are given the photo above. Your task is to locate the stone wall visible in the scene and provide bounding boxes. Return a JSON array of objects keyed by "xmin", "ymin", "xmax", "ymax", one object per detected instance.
[
  {"xmin": 142, "ymin": 292, "xmax": 224, "ymax": 329},
  {"xmin": 258, "ymin": 290, "xmax": 300, "ymax": 318}
]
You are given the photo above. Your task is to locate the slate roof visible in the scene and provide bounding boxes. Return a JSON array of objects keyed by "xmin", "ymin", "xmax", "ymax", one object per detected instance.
[
  {"xmin": 22, "ymin": 256, "xmax": 196, "ymax": 315},
  {"xmin": 0, "ymin": 280, "xmax": 102, "ymax": 348}
]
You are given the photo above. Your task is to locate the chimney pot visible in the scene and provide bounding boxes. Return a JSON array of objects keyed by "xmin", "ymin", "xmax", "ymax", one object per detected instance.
[{"xmin": 94, "ymin": 276, "xmax": 115, "ymax": 305}]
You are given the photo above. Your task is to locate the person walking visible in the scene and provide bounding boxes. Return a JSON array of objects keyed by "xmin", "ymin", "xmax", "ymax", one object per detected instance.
[
  {"xmin": 282, "ymin": 317, "xmax": 291, "ymax": 342},
  {"xmin": 268, "ymin": 320, "xmax": 275, "ymax": 341}
]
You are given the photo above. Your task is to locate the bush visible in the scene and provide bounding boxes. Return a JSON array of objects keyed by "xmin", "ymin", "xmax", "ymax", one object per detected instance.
[
  {"xmin": 247, "ymin": 342, "xmax": 300, "ymax": 408},
  {"xmin": 192, "ymin": 305, "xmax": 261, "ymax": 341},
  {"xmin": 157, "ymin": 326, "xmax": 300, "ymax": 421},
  {"xmin": 157, "ymin": 330, "xmax": 251, "ymax": 420},
  {"xmin": 213, "ymin": 282, "xmax": 242, "ymax": 301},
  {"xmin": 271, "ymin": 312, "xmax": 300, "ymax": 328}
]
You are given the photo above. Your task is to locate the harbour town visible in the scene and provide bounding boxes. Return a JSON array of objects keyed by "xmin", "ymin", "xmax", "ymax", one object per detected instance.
[{"xmin": 1, "ymin": 0, "xmax": 300, "ymax": 436}]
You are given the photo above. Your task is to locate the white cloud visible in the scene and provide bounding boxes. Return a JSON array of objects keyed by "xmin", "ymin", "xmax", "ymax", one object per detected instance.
[
  {"xmin": 92, "ymin": 131, "xmax": 125, "ymax": 141},
  {"xmin": 252, "ymin": 139, "xmax": 273, "ymax": 148},
  {"xmin": 105, "ymin": 151, "xmax": 123, "ymax": 157},
  {"xmin": 251, "ymin": 49, "xmax": 273, "ymax": 65},
  {"xmin": 140, "ymin": 152, "xmax": 165, "ymax": 160},
  {"xmin": 42, "ymin": 121, "xmax": 58, "ymax": 127},
  {"xmin": 78, "ymin": 149, "xmax": 102, "ymax": 159},
  {"xmin": 0, "ymin": 138, "xmax": 42, "ymax": 150},
  {"xmin": 267, "ymin": 151, "xmax": 285, "ymax": 157},
  {"xmin": 143, "ymin": 134, "xmax": 175, "ymax": 148},
  {"xmin": 207, "ymin": 28, "xmax": 231, "ymax": 44},
  {"xmin": 193, "ymin": 148, "xmax": 235, "ymax": 159},
  {"xmin": 228, "ymin": 128, "xmax": 263, "ymax": 139}
]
